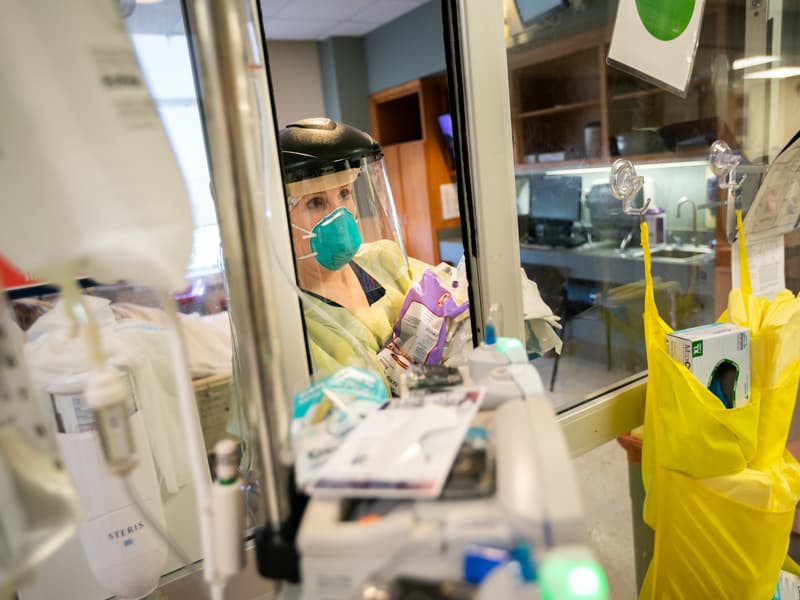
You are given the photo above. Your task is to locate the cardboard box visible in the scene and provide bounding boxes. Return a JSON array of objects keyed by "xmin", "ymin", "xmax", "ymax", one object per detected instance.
[{"xmin": 667, "ymin": 323, "xmax": 750, "ymax": 408}]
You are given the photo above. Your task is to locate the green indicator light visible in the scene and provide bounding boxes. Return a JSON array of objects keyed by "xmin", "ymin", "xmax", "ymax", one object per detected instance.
[
  {"xmin": 497, "ymin": 337, "xmax": 523, "ymax": 352},
  {"xmin": 540, "ymin": 553, "xmax": 609, "ymax": 600},
  {"xmin": 567, "ymin": 565, "xmax": 603, "ymax": 597}
]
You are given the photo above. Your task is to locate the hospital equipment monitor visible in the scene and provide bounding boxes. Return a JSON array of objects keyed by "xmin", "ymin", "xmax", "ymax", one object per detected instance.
[{"xmin": 529, "ymin": 175, "xmax": 582, "ymax": 222}]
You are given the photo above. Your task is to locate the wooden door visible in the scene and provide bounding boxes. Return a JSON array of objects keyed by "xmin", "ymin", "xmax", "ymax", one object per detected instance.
[
  {"xmin": 398, "ymin": 141, "xmax": 434, "ymax": 264},
  {"xmin": 382, "ymin": 141, "xmax": 434, "ymax": 264}
]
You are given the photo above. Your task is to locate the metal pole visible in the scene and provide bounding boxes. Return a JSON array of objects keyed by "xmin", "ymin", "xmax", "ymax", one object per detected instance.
[{"xmin": 183, "ymin": 0, "xmax": 290, "ymax": 529}]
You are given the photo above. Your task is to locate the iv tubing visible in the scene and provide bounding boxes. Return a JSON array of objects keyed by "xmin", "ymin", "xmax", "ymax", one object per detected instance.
[
  {"xmin": 249, "ymin": 70, "xmax": 382, "ymax": 382},
  {"xmin": 60, "ymin": 279, "xmax": 104, "ymax": 368},
  {"xmin": 158, "ymin": 290, "xmax": 217, "ymax": 587},
  {"xmin": 64, "ymin": 283, "xmax": 210, "ymax": 592},
  {"xmin": 122, "ymin": 475, "xmax": 193, "ymax": 567}
]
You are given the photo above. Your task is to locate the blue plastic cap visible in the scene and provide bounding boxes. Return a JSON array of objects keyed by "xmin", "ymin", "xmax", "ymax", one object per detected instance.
[
  {"xmin": 511, "ymin": 544, "xmax": 537, "ymax": 582},
  {"xmin": 484, "ymin": 322, "xmax": 497, "ymax": 345},
  {"xmin": 463, "ymin": 545, "xmax": 511, "ymax": 585}
]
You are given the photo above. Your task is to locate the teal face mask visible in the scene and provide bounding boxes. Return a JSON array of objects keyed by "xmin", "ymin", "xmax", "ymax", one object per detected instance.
[{"xmin": 293, "ymin": 207, "xmax": 362, "ymax": 271}]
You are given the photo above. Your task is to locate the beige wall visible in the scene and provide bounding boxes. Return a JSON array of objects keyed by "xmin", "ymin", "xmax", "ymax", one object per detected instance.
[{"xmin": 266, "ymin": 41, "xmax": 326, "ymax": 128}]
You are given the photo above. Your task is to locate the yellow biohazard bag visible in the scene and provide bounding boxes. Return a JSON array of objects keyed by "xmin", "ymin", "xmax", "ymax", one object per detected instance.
[{"xmin": 639, "ymin": 214, "xmax": 800, "ymax": 599}]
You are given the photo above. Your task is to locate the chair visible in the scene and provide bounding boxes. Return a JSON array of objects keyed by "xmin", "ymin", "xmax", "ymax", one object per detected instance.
[{"xmin": 596, "ymin": 277, "xmax": 680, "ymax": 370}]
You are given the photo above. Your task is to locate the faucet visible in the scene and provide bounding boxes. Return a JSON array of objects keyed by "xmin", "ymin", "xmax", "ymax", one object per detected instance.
[
  {"xmin": 676, "ymin": 196, "xmax": 697, "ymax": 245},
  {"xmin": 618, "ymin": 226, "xmax": 636, "ymax": 252}
]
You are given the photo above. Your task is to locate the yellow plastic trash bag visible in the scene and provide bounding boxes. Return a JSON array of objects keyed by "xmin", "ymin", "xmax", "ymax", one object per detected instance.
[
  {"xmin": 641, "ymin": 466, "xmax": 796, "ymax": 599},
  {"xmin": 639, "ymin": 215, "xmax": 800, "ymax": 599}
]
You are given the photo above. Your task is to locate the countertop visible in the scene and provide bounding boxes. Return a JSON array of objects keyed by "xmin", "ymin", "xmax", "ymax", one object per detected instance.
[
  {"xmin": 439, "ymin": 236, "xmax": 715, "ymax": 301},
  {"xmin": 520, "ymin": 241, "xmax": 715, "ymax": 295}
]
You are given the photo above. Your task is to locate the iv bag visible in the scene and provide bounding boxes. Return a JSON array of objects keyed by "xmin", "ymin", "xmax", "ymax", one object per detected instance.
[
  {"xmin": 0, "ymin": 0, "xmax": 194, "ymax": 292},
  {"xmin": 0, "ymin": 296, "xmax": 82, "ymax": 585}
]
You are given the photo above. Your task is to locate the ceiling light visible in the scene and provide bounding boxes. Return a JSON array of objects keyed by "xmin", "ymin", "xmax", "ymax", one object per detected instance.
[
  {"xmin": 136, "ymin": 0, "xmax": 163, "ymax": 4},
  {"xmin": 744, "ymin": 67, "xmax": 800, "ymax": 79},
  {"xmin": 544, "ymin": 160, "xmax": 706, "ymax": 176},
  {"xmin": 732, "ymin": 55, "xmax": 779, "ymax": 70}
]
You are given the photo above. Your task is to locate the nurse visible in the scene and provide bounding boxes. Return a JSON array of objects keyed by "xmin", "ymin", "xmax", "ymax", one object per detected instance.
[{"xmin": 279, "ymin": 118, "xmax": 430, "ymax": 379}]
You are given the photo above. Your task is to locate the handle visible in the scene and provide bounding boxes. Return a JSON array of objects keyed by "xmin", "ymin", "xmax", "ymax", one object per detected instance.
[
  {"xmin": 610, "ymin": 159, "xmax": 650, "ymax": 216},
  {"xmin": 708, "ymin": 139, "xmax": 746, "ymax": 191}
]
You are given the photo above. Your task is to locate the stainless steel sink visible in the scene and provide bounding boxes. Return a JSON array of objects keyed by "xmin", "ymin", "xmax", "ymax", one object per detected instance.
[
  {"xmin": 625, "ymin": 245, "xmax": 714, "ymax": 261},
  {"xmin": 651, "ymin": 248, "xmax": 710, "ymax": 260}
]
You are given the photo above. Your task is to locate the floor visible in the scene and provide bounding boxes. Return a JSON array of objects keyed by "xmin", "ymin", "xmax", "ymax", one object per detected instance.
[{"xmin": 534, "ymin": 350, "xmax": 640, "ymax": 600}]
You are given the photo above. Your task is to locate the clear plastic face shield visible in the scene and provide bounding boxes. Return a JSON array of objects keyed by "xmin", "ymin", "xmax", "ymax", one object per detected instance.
[{"xmin": 286, "ymin": 156, "xmax": 408, "ymax": 306}]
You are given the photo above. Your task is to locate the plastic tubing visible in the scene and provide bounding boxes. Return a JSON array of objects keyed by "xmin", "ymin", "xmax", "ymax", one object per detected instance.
[{"xmin": 158, "ymin": 290, "xmax": 217, "ymax": 587}]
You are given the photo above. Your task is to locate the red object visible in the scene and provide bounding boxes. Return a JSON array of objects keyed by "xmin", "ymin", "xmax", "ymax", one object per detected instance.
[
  {"xmin": 0, "ymin": 255, "xmax": 39, "ymax": 290},
  {"xmin": 617, "ymin": 433, "xmax": 643, "ymax": 464},
  {"xmin": 173, "ymin": 278, "xmax": 206, "ymax": 306}
]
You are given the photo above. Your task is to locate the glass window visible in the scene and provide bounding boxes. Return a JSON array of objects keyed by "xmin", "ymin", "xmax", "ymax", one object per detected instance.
[
  {"xmin": 128, "ymin": 28, "xmax": 220, "ymax": 277},
  {"xmin": 500, "ymin": 0, "xmax": 800, "ymax": 411},
  {"xmin": 264, "ymin": 5, "xmax": 463, "ymax": 390}
]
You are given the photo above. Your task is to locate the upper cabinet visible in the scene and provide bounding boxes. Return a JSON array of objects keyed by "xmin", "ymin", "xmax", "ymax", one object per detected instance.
[
  {"xmin": 369, "ymin": 75, "xmax": 456, "ymax": 265},
  {"xmin": 508, "ymin": 4, "xmax": 729, "ymax": 170}
]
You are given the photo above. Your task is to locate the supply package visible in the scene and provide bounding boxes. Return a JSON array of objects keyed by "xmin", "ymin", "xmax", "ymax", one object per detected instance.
[
  {"xmin": 311, "ymin": 387, "xmax": 484, "ymax": 499},
  {"xmin": 667, "ymin": 322, "xmax": 750, "ymax": 408}
]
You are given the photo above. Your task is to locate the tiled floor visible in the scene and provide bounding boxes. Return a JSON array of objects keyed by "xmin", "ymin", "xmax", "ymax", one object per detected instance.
[
  {"xmin": 573, "ymin": 440, "xmax": 638, "ymax": 600},
  {"xmin": 536, "ymin": 352, "xmax": 641, "ymax": 600}
]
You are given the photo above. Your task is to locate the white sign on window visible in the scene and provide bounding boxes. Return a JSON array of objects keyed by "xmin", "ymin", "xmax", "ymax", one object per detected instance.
[
  {"xmin": 608, "ymin": 0, "xmax": 705, "ymax": 96},
  {"xmin": 440, "ymin": 183, "xmax": 460, "ymax": 220}
]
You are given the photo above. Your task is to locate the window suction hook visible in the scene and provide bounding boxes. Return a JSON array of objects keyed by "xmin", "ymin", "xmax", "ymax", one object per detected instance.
[
  {"xmin": 709, "ymin": 139, "xmax": 746, "ymax": 193},
  {"xmin": 610, "ymin": 158, "xmax": 650, "ymax": 221}
]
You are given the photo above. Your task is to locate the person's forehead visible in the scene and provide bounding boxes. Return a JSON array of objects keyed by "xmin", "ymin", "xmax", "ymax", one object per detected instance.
[{"xmin": 286, "ymin": 168, "xmax": 359, "ymax": 198}]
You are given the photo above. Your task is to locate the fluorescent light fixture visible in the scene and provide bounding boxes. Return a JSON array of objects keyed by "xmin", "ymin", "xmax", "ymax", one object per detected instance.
[
  {"xmin": 744, "ymin": 67, "xmax": 800, "ymax": 79},
  {"xmin": 544, "ymin": 160, "xmax": 706, "ymax": 176},
  {"xmin": 732, "ymin": 55, "xmax": 779, "ymax": 70},
  {"xmin": 136, "ymin": 0, "xmax": 163, "ymax": 3},
  {"xmin": 544, "ymin": 166, "xmax": 609, "ymax": 176}
]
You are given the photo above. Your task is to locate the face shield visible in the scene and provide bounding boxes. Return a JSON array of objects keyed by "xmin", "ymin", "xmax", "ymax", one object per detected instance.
[{"xmin": 287, "ymin": 155, "xmax": 409, "ymax": 307}]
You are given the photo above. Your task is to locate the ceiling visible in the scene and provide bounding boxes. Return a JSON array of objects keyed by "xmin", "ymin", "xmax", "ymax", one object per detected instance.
[
  {"xmin": 260, "ymin": 0, "xmax": 431, "ymax": 40},
  {"xmin": 125, "ymin": 0, "xmax": 431, "ymax": 40}
]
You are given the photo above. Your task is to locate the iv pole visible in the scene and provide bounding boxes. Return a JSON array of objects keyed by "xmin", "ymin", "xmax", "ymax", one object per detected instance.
[{"xmin": 182, "ymin": 0, "xmax": 294, "ymax": 572}]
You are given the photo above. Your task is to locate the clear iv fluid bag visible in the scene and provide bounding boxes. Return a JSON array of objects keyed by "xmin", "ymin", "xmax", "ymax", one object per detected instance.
[
  {"xmin": 0, "ymin": 0, "xmax": 194, "ymax": 292},
  {"xmin": 0, "ymin": 299, "xmax": 82, "ymax": 584}
]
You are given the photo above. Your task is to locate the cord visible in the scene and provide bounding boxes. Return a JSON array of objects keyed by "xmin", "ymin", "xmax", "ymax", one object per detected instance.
[
  {"xmin": 62, "ymin": 283, "xmax": 212, "ymax": 593},
  {"xmin": 158, "ymin": 290, "xmax": 218, "ymax": 585},
  {"xmin": 248, "ymin": 69, "xmax": 382, "ymax": 380},
  {"xmin": 210, "ymin": 581, "xmax": 226, "ymax": 600},
  {"xmin": 60, "ymin": 279, "xmax": 104, "ymax": 368},
  {"xmin": 121, "ymin": 478, "xmax": 212, "ymax": 600},
  {"xmin": 122, "ymin": 475, "xmax": 194, "ymax": 567}
]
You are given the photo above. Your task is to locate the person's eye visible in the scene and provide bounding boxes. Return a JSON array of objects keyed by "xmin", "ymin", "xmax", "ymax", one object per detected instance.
[
  {"xmin": 305, "ymin": 195, "xmax": 326, "ymax": 210},
  {"xmin": 338, "ymin": 188, "xmax": 352, "ymax": 202}
]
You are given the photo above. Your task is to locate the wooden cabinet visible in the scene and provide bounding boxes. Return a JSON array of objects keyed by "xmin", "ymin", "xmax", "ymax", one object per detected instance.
[
  {"xmin": 508, "ymin": 4, "xmax": 729, "ymax": 170},
  {"xmin": 369, "ymin": 76, "xmax": 456, "ymax": 265}
]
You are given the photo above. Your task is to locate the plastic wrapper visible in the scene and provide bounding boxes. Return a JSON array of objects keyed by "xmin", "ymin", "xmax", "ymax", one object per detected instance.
[
  {"xmin": 377, "ymin": 262, "xmax": 470, "ymax": 393},
  {"xmin": 520, "ymin": 269, "xmax": 562, "ymax": 357},
  {"xmin": 291, "ymin": 366, "xmax": 388, "ymax": 489}
]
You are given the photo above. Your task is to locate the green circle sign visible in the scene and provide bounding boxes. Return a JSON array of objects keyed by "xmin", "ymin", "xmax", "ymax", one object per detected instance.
[{"xmin": 635, "ymin": 0, "xmax": 695, "ymax": 41}]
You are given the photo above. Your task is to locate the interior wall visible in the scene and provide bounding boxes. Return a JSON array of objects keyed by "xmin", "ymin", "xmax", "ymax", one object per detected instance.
[
  {"xmin": 318, "ymin": 37, "xmax": 372, "ymax": 134},
  {"xmin": 364, "ymin": 0, "xmax": 446, "ymax": 94},
  {"xmin": 265, "ymin": 40, "xmax": 326, "ymax": 127}
]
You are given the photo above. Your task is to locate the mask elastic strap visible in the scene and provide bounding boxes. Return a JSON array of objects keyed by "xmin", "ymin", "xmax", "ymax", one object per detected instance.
[
  {"xmin": 291, "ymin": 223, "xmax": 315, "ymax": 238},
  {"xmin": 291, "ymin": 223, "xmax": 317, "ymax": 260}
]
